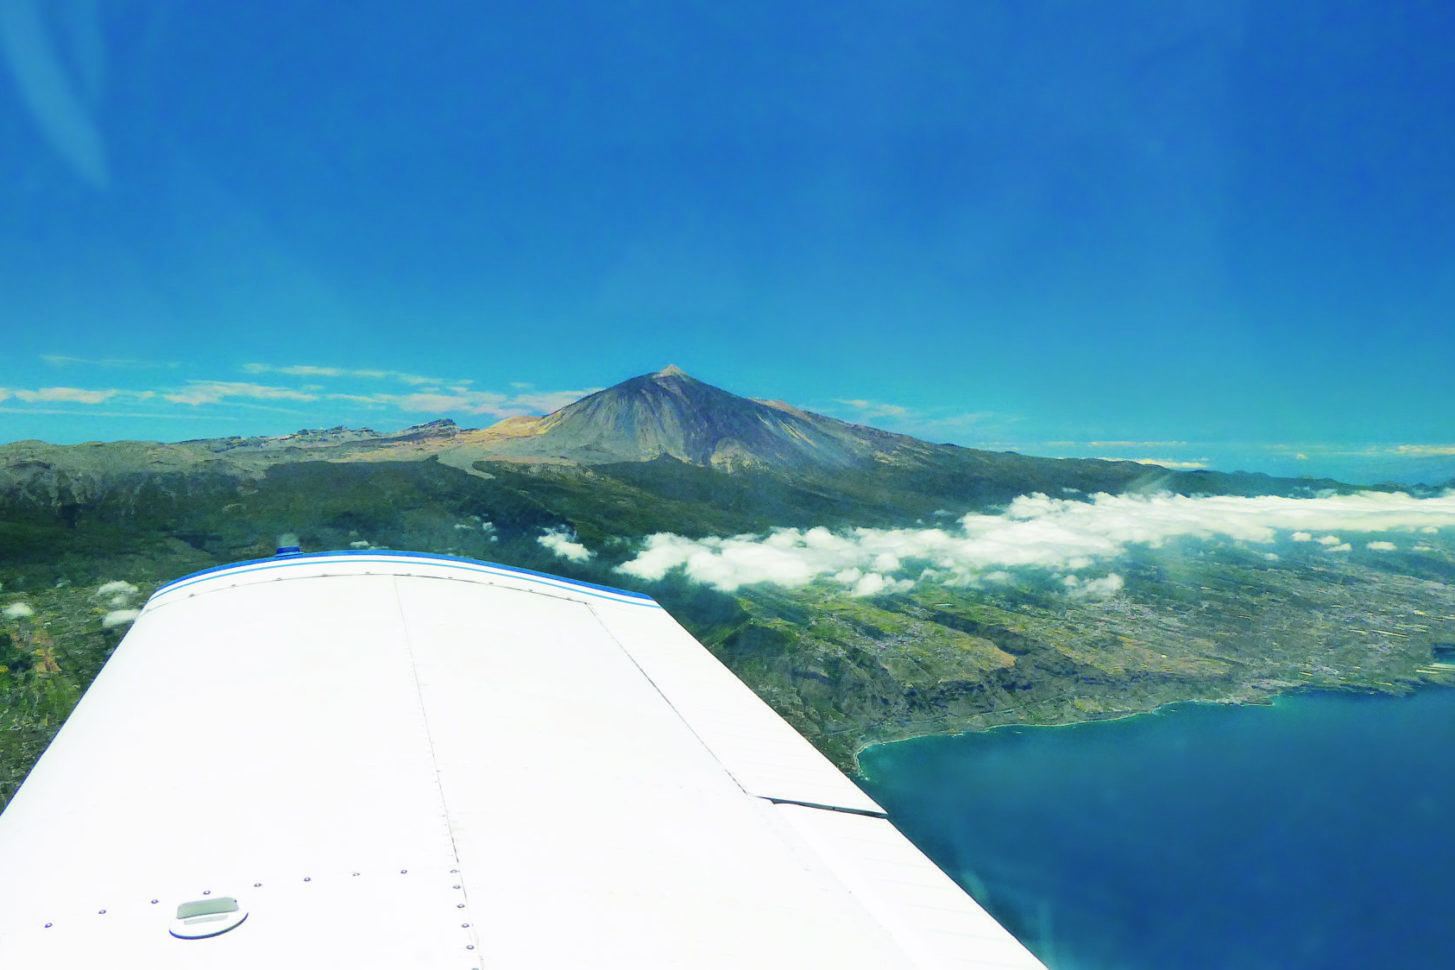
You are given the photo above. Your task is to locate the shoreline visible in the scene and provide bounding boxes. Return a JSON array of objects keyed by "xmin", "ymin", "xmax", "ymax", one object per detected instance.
[
  {"xmin": 848, "ymin": 675, "xmax": 1448, "ymax": 778},
  {"xmin": 850, "ymin": 681, "xmax": 1455, "ymax": 970}
]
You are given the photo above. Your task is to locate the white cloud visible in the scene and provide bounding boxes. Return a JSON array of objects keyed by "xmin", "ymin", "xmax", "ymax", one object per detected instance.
[
  {"xmin": 14, "ymin": 386, "xmax": 118, "ymax": 404},
  {"xmin": 1097, "ymin": 457, "xmax": 1209, "ymax": 469},
  {"xmin": 101, "ymin": 609, "xmax": 140, "ymax": 628},
  {"xmin": 0, "ymin": 405, "xmax": 217, "ymax": 420},
  {"xmin": 42, "ymin": 355, "xmax": 176, "ymax": 369},
  {"xmin": 1390, "ymin": 444, "xmax": 1455, "ymax": 457},
  {"xmin": 1063, "ymin": 573, "xmax": 1125, "ymax": 600},
  {"xmin": 1088, "ymin": 440, "xmax": 1190, "ymax": 448},
  {"xmin": 3, "ymin": 602, "xmax": 35, "ymax": 619},
  {"xmin": 98, "ymin": 579, "xmax": 139, "ymax": 609},
  {"xmin": 18, "ymin": 363, "xmax": 594, "ymax": 426},
  {"xmin": 267, "ymin": 364, "xmax": 342, "ymax": 377},
  {"xmin": 243, "ymin": 363, "xmax": 463, "ymax": 386},
  {"xmin": 836, "ymin": 399, "xmax": 914, "ymax": 420},
  {"xmin": 511, "ymin": 388, "xmax": 602, "ymax": 414},
  {"xmin": 1291, "ymin": 531, "xmax": 1313, "ymax": 542},
  {"xmin": 830, "ymin": 400, "xmax": 1003, "ymax": 437},
  {"xmin": 925, "ymin": 412, "xmax": 995, "ymax": 429},
  {"xmin": 326, "ymin": 393, "xmax": 391, "ymax": 407},
  {"xmin": 164, "ymin": 381, "xmax": 318, "ymax": 405},
  {"xmin": 538, "ymin": 528, "xmax": 593, "ymax": 563},
  {"xmin": 396, "ymin": 390, "xmax": 510, "ymax": 415},
  {"xmin": 852, "ymin": 572, "xmax": 914, "ymax": 597},
  {"xmin": 1366, "ymin": 541, "xmax": 1397, "ymax": 551},
  {"xmin": 1327, "ymin": 542, "xmax": 1352, "ymax": 553},
  {"xmin": 617, "ymin": 490, "xmax": 1455, "ymax": 594},
  {"xmin": 317, "ymin": 385, "xmax": 598, "ymax": 418}
]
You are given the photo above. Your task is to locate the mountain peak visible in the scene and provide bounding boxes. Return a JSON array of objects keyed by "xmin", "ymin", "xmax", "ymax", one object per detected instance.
[{"xmin": 462, "ymin": 368, "xmax": 887, "ymax": 470}]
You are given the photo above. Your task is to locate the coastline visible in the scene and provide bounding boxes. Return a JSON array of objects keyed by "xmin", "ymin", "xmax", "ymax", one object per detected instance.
[
  {"xmin": 851, "ymin": 685, "xmax": 1455, "ymax": 969},
  {"xmin": 848, "ymin": 674, "xmax": 1447, "ymax": 778}
]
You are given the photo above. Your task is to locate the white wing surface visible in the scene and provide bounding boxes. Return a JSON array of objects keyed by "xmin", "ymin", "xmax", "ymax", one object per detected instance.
[{"xmin": 0, "ymin": 551, "xmax": 1048, "ymax": 969}]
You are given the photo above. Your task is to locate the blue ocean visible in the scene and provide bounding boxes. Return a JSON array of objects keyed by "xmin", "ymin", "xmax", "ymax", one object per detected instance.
[{"xmin": 857, "ymin": 690, "xmax": 1455, "ymax": 969}]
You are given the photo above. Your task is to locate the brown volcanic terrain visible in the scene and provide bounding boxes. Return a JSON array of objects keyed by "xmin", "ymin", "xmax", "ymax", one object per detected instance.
[
  {"xmin": 0, "ymin": 366, "xmax": 929, "ymax": 481},
  {"xmin": 0, "ymin": 366, "xmax": 1176, "ymax": 501}
]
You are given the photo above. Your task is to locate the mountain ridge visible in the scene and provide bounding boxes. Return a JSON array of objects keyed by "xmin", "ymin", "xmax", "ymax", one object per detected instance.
[{"xmin": 0, "ymin": 367, "xmax": 1374, "ymax": 517}]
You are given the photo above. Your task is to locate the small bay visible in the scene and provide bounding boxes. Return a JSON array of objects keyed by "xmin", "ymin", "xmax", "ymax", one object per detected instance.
[{"xmin": 857, "ymin": 689, "xmax": 1455, "ymax": 969}]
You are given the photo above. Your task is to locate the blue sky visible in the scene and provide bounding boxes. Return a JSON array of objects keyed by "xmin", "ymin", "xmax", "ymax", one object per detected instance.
[{"xmin": 2, "ymin": 1, "xmax": 1452, "ymax": 482}]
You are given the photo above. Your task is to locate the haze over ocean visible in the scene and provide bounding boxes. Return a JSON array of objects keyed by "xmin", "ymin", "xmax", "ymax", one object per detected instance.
[
  {"xmin": 2, "ymin": 2, "xmax": 1452, "ymax": 483},
  {"xmin": 859, "ymin": 689, "xmax": 1455, "ymax": 970}
]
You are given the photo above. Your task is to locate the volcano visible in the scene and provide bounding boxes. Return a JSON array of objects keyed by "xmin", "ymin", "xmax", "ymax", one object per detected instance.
[{"xmin": 462, "ymin": 365, "xmax": 910, "ymax": 471}]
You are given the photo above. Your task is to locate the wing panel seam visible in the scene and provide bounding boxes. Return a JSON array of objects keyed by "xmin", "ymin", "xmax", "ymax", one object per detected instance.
[
  {"xmin": 583, "ymin": 603, "xmax": 754, "ymax": 798},
  {"xmin": 390, "ymin": 574, "xmax": 467, "ymax": 875}
]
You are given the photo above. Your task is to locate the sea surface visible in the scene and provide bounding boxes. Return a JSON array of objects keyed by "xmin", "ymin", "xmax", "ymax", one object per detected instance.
[{"xmin": 857, "ymin": 689, "xmax": 1455, "ymax": 969}]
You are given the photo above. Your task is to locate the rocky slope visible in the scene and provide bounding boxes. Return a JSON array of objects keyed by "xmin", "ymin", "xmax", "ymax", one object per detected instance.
[
  {"xmin": 0, "ymin": 366, "xmax": 1363, "ymax": 527},
  {"xmin": 448, "ymin": 365, "xmax": 907, "ymax": 469}
]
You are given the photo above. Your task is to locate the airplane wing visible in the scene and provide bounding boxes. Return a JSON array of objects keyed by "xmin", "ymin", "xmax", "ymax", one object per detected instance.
[{"xmin": 0, "ymin": 551, "xmax": 1048, "ymax": 968}]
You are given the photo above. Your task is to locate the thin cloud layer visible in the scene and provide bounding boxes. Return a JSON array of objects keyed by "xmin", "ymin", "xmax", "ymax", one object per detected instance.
[
  {"xmin": 1096, "ymin": 456, "xmax": 1209, "ymax": 469},
  {"xmin": 836, "ymin": 398, "xmax": 913, "ymax": 420},
  {"xmin": 42, "ymin": 355, "xmax": 177, "ymax": 369},
  {"xmin": 395, "ymin": 390, "xmax": 509, "ymax": 415},
  {"xmin": 1088, "ymin": 440, "xmax": 1190, "ymax": 448},
  {"xmin": 208, "ymin": 365, "xmax": 597, "ymax": 419},
  {"xmin": 827, "ymin": 398, "xmax": 998, "ymax": 437},
  {"xmin": 243, "ymin": 362, "xmax": 459, "ymax": 386},
  {"xmin": 1389, "ymin": 444, "xmax": 1455, "ymax": 457},
  {"xmin": 164, "ymin": 381, "xmax": 319, "ymax": 405},
  {"xmin": 617, "ymin": 490, "xmax": 1455, "ymax": 596},
  {"xmin": 1, "ymin": 386, "xmax": 119, "ymax": 404},
  {"xmin": 6, "ymin": 354, "xmax": 601, "ymax": 432},
  {"xmin": 511, "ymin": 388, "xmax": 602, "ymax": 414}
]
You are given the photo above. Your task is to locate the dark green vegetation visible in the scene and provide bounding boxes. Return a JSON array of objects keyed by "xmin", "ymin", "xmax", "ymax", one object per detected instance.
[
  {"xmin": 5, "ymin": 451, "xmax": 1453, "ymax": 798},
  {"xmin": 3, "ymin": 368, "xmax": 1453, "ymax": 806},
  {"xmin": 0, "ymin": 604, "xmax": 115, "ymax": 808}
]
